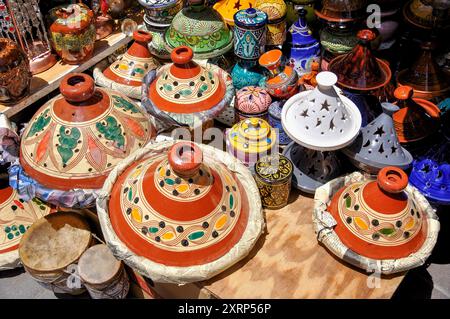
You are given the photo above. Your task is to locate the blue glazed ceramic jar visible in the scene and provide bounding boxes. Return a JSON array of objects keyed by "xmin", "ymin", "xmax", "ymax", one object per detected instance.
[
  {"xmin": 285, "ymin": 8, "xmax": 320, "ymax": 76},
  {"xmin": 268, "ymin": 100, "xmax": 292, "ymax": 145},
  {"xmin": 233, "ymin": 8, "xmax": 268, "ymax": 61}
]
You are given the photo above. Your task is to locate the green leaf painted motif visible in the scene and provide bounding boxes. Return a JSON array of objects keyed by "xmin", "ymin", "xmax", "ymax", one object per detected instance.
[
  {"xmin": 379, "ymin": 228, "xmax": 396, "ymax": 236},
  {"xmin": 165, "ymin": 178, "xmax": 175, "ymax": 185},
  {"xmin": 229, "ymin": 194, "xmax": 234, "ymax": 209},
  {"xmin": 199, "ymin": 84, "xmax": 208, "ymax": 93},
  {"xmin": 188, "ymin": 231, "xmax": 204, "ymax": 241},
  {"xmin": 96, "ymin": 116, "xmax": 125, "ymax": 149},
  {"xmin": 112, "ymin": 95, "xmax": 139, "ymax": 114},
  {"xmin": 27, "ymin": 109, "xmax": 51, "ymax": 137},
  {"xmin": 163, "ymin": 84, "xmax": 173, "ymax": 91},
  {"xmin": 149, "ymin": 227, "xmax": 159, "ymax": 233},
  {"xmin": 57, "ymin": 126, "xmax": 81, "ymax": 165},
  {"xmin": 345, "ymin": 196, "xmax": 351, "ymax": 208},
  {"xmin": 179, "ymin": 89, "xmax": 192, "ymax": 96},
  {"xmin": 134, "ymin": 68, "xmax": 145, "ymax": 74}
]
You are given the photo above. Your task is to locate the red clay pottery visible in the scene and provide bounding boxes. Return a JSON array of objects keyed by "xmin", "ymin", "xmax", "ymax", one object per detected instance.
[
  {"xmin": 102, "ymin": 140, "xmax": 263, "ymax": 283},
  {"xmin": 20, "ymin": 73, "xmax": 156, "ymax": 191},
  {"xmin": 48, "ymin": 3, "xmax": 96, "ymax": 64},
  {"xmin": 403, "ymin": 0, "xmax": 450, "ymax": 30},
  {"xmin": 393, "ymin": 85, "xmax": 440, "ymax": 144},
  {"xmin": 327, "ymin": 166, "xmax": 428, "ymax": 260},
  {"xmin": 0, "ymin": 38, "xmax": 31, "ymax": 106}
]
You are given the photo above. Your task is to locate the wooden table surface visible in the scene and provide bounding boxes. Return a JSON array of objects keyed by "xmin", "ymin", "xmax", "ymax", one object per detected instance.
[{"xmin": 195, "ymin": 189, "xmax": 405, "ymax": 299}]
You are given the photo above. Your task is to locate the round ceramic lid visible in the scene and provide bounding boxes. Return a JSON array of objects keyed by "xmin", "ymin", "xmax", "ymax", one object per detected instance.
[
  {"xmin": 108, "ymin": 141, "xmax": 253, "ymax": 267},
  {"xmin": 281, "ymin": 71, "xmax": 362, "ymax": 151},
  {"xmin": 214, "ymin": 0, "xmax": 256, "ymax": 26},
  {"xmin": 255, "ymin": 154, "xmax": 293, "ymax": 184},
  {"xmin": 327, "ymin": 166, "xmax": 428, "ymax": 260},
  {"xmin": 165, "ymin": 2, "xmax": 234, "ymax": 59},
  {"xmin": 255, "ymin": 0, "xmax": 286, "ymax": 21},
  {"xmin": 0, "ymin": 186, "xmax": 51, "ymax": 267},
  {"xmin": 149, "ymin": 46, "xmax": 227, "ymax": 114},
  {"xmin": 343, "ymin": 102, "xmax": 413, "ymax": 172},
  {"xmin": 20, "ymin": 73, "xmax": 156, "ymax": 191},
  {"xmin": 234, "ymin": 8, "xmax": 268, "ymax": 28},
  {"xmin": 235, "ymin": 86, "xmax": 272, "ymax": 114},
  {"xmin": 49, "ymin": 3, "xmax": 93, "ymax": 33},
  {"xmin": 228, "ymin": 118, "xmax": 277, "ymax": 154}
]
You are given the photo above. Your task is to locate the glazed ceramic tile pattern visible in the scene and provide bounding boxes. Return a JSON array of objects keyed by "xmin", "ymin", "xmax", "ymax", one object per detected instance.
[
  {"xmin": 20, "ymin": 74, "xmax": 155, "ymax": 191},
  {"xmin": 213, "ymin": 0, "xmax": 256, "ymax": 26},
  {"xmin": 0, "ymin": 187, "xmax": 51, "ymax": 268},
  {"xmin": 233, "ymin": 8, "xmax": 268, "ymax": 60}
]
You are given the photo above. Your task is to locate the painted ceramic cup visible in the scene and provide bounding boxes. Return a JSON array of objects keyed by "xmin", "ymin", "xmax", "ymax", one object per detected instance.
[
  {"xmin": 254, "ymin": 154, "xmax": 293, "ymax": 209},
  {"xmin": 259, "ymin": 49, "xmax": 299, "ymax": 99},
  {"xmin": 0, "ymin": 38, "xmax": 31, "ymax": 105},
  {"xmin": 227, "ymin": 117, "xmax": 277, "ymax": 168},
  {"xmin": 138, "ymin": 0, "xmax": 184, "ymax": 25},
  {"xmin": 48, "ymin": 3, "xmax": 96, "ymax": 64},
  {"xmin": 231, "ymin": 60, "xmax": 266, "ymax": 90},
  {"xmin": 268, "ymin": 100, "xmax": 292, "ymax": 145},
  {"xmin": 233, "ymin": 8, "xmax": 268, "ymax": 61},
  {"xmin": 235, "ymin": 86, "xmax": 272, "ymax": 123},
  {"xmin": 255, "ymin": 0, "xmax": 287, "ymax": 47}
]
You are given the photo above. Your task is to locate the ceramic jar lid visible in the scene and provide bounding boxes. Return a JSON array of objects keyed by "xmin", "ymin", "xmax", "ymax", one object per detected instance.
[
  {"xmin": 103, "ymin": 30, "xmax": 160, "ymax": 87},
  {"xmin": 235, "ymin": 86, "xmax": 272, "ymax": 115},
  {"xmin": 255, "ymin": 154, "xmax": 293, "ymax": 184},
  {"xmin": 327, "ymin": 166, "xmax": 428, "ymax": 260},
  {"xmin": 228, "ymin": 118, "xmax": 277, "ymax": 155},
  {"xmin": 315, "ymin": 0, "xmax": 367, "ymax": 23},
  {"xmin": 20, "ymin": 73, "xmax": 156, "ymax": 191},
  {"xmin": 255, "ymin": 0, "xmax": 287, "ymax": 22},
  {"xmin": 392, "ymin": 86, "xmax": 440, "ymax": 144},
  {"xmin": 328, "ymin": 29, "xmax": 392, "ymax": 92},
  {"xmin": 165, "ymin": 0, "xmax": 234, "ymax": 59},
  {"xmin": 342, "ymin": 102, "xmax": 413, "ymax": 173},
  {"xmin": 281, "ymin": 71, "xmax": 362, "ymax": 151},
  {"xmin": 215, "ymin": 0, "xmax": 256, "ymax": 26},
  {"xmin": 234, "ymin": 7, "xmax": 268, "ymax": 28},
  {"xmin": 148, "ymin": 46, "xmax": 227, "ymax": 114},
  {"xmin": 48, "ymin": 3, "xmax": 94, "ymax": 33},
  {"xmin": 108, "ymin": 141, "xmax": 258, "ymax": 268}
]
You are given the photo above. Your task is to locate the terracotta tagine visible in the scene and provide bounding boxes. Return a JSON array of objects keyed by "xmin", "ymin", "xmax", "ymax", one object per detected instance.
[
  {"xmin": 281, "ymin": 71, "xmax": 362, "ymax": 151},
  {"xmin": 214, "ymin": 0, "xmax": 256, "ymax": 27},
  {"xmin": 409, "ymin": 136, "xmax": 450, "ymax": 205},
  {"xmin": 403, "ymin": 0, "xmax": 450, "ymax": 30},
  {"xmin": 397, "ymin": 41, "xmax": 450, "ymax": 102},
  {"xmin": 342, "ymin": 102, "xmax": 414, "ymax": 174},
  {"xmin": 234, "ymin": 86, "xmax": 272, "ymax": 123},
  {"xmin": 100, "ymin": 140, "xmax": 264, "ymax": 283},
  {"xmin": 254, "ymin": 0, "xmax": 287, "ymax": 47},
  {"xmin": 165, "ymin": 0, "xmax": 234, "ymax": 60},
  {"xmin": 392, "ymin": 85, "xmax": 440, "ymax": 145},
  {"xmin": 259, "ymin": 49, "xmax": 299, "ymax": 99},
  {"xmin": 0, "ymin": 179, "xmax": 52, "ymax": 269},
  {"xmin": 139, "ymin": 0, "xmax": 184, "ymax": 25},
  {"xmin": 100, "ymin": 30, "xmax": 160, "ymax": 99},
  {"xmin": 48, "ymin": 3, "xmax": 96, "ymax": 64},
  {"xmin": 227, "ymin": 117, "xmax": 277, "ymax": 167},
  {"xmin": 20, "ymin": 73, "xmax": 156, "ymax": 191},
  {"xmin": 95, "ymin": 0, "xmax": 114, "ymax": 40},
  {"xmin": 0, "ymin": 38, "xmax": 31, "ymax": 106},
  {"xmin": 143, "ymin": 46, "xmax": 234, "ymax": 129},
  {"xmin": 327, "ymin": 166, "xmax": 429, "ymax": 260},
  {"xmin": 315, "ymin": 0, "xmax": 367, "ymax": 23}
]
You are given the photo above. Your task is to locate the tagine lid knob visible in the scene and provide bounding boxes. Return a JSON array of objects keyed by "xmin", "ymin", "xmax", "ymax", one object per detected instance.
[
  {"xmin": 377, "ymin": 166, "xmax": 409, "ymax": 194},
  {"xmin": 60, "ymin": 73, "xmax": 95, "ymax": 103},
  {"xmin": 168, "ymin": 141, "xmax": 203, "ymax": 178}
]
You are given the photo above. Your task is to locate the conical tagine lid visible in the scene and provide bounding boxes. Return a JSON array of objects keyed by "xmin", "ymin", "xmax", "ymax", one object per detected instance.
[
  {"xmin": 281, "ymin": 71, "xmax": 362, "ymax": 151},
  {"xmin": 342, "ymin": 102, "xmax": 413, "ymax": 173},
  {"xmin": 328, "ymin": 29, "xmax": 392, "ymax": 92},
  {"xmin": 103, "ymin": 30, "xmax": 160, "ymax": 87},
  {"xmin": 327, "ymin": 166, "xmax": 428, "ymax": 260},
  {"xmin": 106, "ymin": 141, "xmax": 263, "ymax": 280},
  {"xmin": 20, "ymin": 73, "xmax": 156, "ymax": 191}
]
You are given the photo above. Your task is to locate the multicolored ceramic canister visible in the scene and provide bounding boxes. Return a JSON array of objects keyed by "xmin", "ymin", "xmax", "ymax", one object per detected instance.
[
  {"xmin": 254, "ymin": 154, "xmax": 293, "ymax": 209},
  {"xmin": 233, "ymin": 8, "xmax": 268, "ymax": 61},
  {"xmin": 235, "ymin": 86, "xmax": 272, "ymax": 123},
  {"xmin": 255, "ymin": 0, "xmax": 287, "ymax": 47},
  {"xmin": 268, "ymin": 100, "xmax": 292, "ymax": 145}
]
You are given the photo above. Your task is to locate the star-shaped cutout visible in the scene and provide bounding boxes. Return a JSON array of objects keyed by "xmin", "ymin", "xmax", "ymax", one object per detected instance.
[
  {"xmin": 233, "ymin": 0, "xmax": 241, "ymax": 10},
  {"xmin": 391, "ymin": 146, "xmax": 397, "ymax": 154},
  {"xmin": 421, "ymin": 164, "xmax": 431, "ymax": 174},
  {"xmin": 329, "ymin": 118, "xmax": 335, "ymax": 130},
  {"xmin": 374, "ymin": 126, "xmax": 385, "ymax": 137},
  {"xmin": 307, "ymin": 165, "xmax": 318, "ymax": 176},
  {"xmin": 321, "ymin": 100, "xmax": 330, "ymax": 111},
  {"xmin": 316, "ymin": 118, "xmax": 322, "ymax": 127},
  {"xmin": 300, "ymin": 109, "xmax": 309, "ymax": 117}
]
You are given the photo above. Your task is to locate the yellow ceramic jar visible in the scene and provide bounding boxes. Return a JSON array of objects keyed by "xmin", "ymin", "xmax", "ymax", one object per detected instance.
[
  {"xmin": 213, "ymin": 0, "xmax": 256, "ymax": 27},
  {"xmin": 255, "ymin": 0, "xmax": 287, "ymax": 46}
]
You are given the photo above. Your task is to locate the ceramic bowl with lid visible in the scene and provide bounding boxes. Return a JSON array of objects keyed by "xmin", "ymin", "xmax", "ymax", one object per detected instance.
[{"xmin": 234, "ymin": 86, "xmax": 272, "ymax": 123}]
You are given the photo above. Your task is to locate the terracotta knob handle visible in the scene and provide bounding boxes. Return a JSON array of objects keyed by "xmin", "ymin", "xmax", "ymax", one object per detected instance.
[
  {"xmin": 357, "ymin": 29, "xmax": 377, "ymax": 42},
  {"xmin": 377, "ymin": 166, "xmax": 408, "ymax": 194},
  {"xmin": 259, "ymin": 49, "xmax": 283, "ymax": 75},
  {"xmin": 168, "ymin": 142, "xmax": 203, "ymax": 178},
  {"xmin": 394, "ymin": 85, "xmax": 414, "ymax": 100},
  {"xmin": 171, "ymin": 46, "xmax": 194, "ymax": 65},
  {"xmin": 133, "ymin": 30, "xmax": 152, "ymax": 44},
  {"xmin": 60, "ymin": 73, "xmax": 95, "ymax": 103}
]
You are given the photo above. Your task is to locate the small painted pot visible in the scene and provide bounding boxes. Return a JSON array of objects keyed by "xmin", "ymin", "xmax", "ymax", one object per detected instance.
[
  {"xmin": 233, "ymin": 8, "xmax": 268, "ymax": 61},
  {"xmin": 255, "ymin": 0, "xmax": 287, "ymax": 47},
  {"xmin": 268, "ymin": 100, "xmax": 292, "ymax": 145},
  {"xmin": 254, "ymin": 154, "xmax": 293, "ymax": 209},
  {"xmin": 138, "ymin": 0, "xmax": 184, "ymax": 25},
  {"xmin": 227, "ymin": 117, "xmax": 277, "ymax": 168},
  {"xmin": 234, "ymin": 86, "xmax": 272, "ymax": 123},
  {"xmin": 231, "ymin": 60, "xmax": 266, "ymax": 90}
]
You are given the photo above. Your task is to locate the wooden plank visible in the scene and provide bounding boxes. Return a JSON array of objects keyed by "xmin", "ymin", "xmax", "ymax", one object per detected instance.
[
  {"xmin": 194, "ymin": 190, "xmax": 405, "ymax": 299},
  {"xmin": 0, "ymin": 31, "xmax": 132, "ymax": 118}
]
